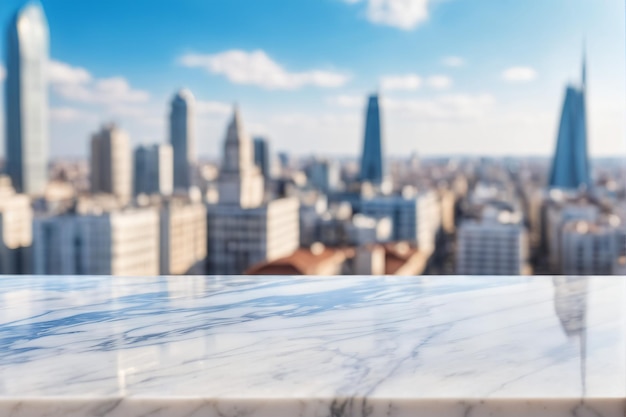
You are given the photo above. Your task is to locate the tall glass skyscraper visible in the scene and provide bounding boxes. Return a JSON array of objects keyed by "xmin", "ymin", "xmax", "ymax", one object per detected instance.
[
  {"xmin": 548, "ymin": 56, "xmax": 590, "ymax": 190},
  {"xmin": 359, "ymin": 93, "xmax": 385, "ymax": 185},
  {"xmin": 170, "ymin": 89, "xmax": 196, "ymax": 191},
  {"xmin": 5, "ymin": 2, "xmax": 49, "ymax": 195}
]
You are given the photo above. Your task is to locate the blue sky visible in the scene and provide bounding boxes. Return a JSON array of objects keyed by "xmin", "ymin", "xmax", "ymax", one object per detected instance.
[{"xmin": 0, "ymin": 0, "xmax": 624, "ymax": 158}]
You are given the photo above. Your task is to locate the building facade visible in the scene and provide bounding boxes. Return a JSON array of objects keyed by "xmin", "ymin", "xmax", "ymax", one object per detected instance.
[
  {"xmin": 160, "ymin": 201, "xmax": 207, "ymax": 275},
  {"xmin": 90, "ymin": 124, "xmax": 132, "ymax": 204},
  {"xmin": 207, "ymin": 107, "xmax": 299, "ymax": 274},
  {"xmin": 0, "ymin": 176, "xmax": 32, "ymax": 274},
  {"xmin": 134, "ymin": 144, "xmax": 173, "ymax": 197},
  {"xmin": 170, "ymin": 89, "xmax": 195, "ymax": 191},
  {"xmin": 5, "ymin": 2, "xmax": 49, "ymax": 195},
  {"xmin": 33, "ymin": 208, "xmax": 159, "ymax": 276},
  {"xmin": 359, "ymin": 93, "xmax": 385, "ymax": 185},
  {"xmin": 253, "ymin": 137, "xmax": 271, "ymax": 178},
  {"xmin": 548, "ymin": 54, "xmax": 590, "ymax": 190},
  {"xmin": 456, "ymin": 207, "xmax": 530, "ymax": 275}
]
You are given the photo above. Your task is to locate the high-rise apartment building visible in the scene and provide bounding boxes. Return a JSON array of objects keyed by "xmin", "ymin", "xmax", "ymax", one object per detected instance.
[
  {"xmin": 160, "ymin": 200, "xmax": 207, "ymax": 275},
  {"xmin": 134, "ymin": 144, "xmax": 173, "ymax": 197},
  {"xmin": 456, "ymin": 206, "xmax": 530, "ymax": 275},
  {"xmin": 359, "ymin": 93, "xmax": 385, "ymax": 185},
  {"xmin": 90, "ymin": 124, "xmax": 132, "ymax": 204},
  {"xmin": 170, "ymin": 89, "xmax": 196, "ymax": 191},
  {"xmin": 5, "ymin": 2, "xmax": 49, "ymax": 195},
  {"xmin": 33, "ymin": 207, "xmax": 159, "ymax": 275},
  {"xmin": 548, "ymin": 53, "xmax": 590, "ymax": 190},
  {"xmin": 207, "ymin": 107, "xmax": 299, "ymax": 274},
  {"xmin": 0, "ymin": 176, "xmax": 32, "ymax": 274}
]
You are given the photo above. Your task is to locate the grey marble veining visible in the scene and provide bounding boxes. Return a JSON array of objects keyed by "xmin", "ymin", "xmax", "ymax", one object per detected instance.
[{"xmin": 1, "ymin": 275, "xmax": 625, "ymax": 417}]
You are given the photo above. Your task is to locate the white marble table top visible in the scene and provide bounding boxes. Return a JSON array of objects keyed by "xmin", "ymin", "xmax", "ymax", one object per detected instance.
[{"xmin": 1, "ymin": 275, "xmax": 625, "ymax": 417}]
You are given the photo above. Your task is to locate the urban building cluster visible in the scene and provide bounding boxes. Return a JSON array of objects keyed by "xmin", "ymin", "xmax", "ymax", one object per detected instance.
[{"xmin": 1, "ymin": 3, "xmax": 623, "ymax": 277}]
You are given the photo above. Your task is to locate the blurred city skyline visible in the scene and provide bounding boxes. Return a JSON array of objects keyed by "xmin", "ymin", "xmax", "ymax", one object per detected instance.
[{"xmin": 0, "ymin": 0, "xmax": 623, "ymax": 159}]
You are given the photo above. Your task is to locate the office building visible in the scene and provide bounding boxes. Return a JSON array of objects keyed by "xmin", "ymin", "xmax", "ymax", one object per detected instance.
[
  {"xmin": 33, "ymin": 207, "xmax": 159, "ymax": 276},
  {"xmin": 560, "ymin": 218, "xmax": 619, "ymax": 275},
  {"xmin": 134, "ymin": 144, "xmax": 173, "ymax": 197},
  {"xmin": 253, "ymin": 137, "xmax": 271, "ymax": 178},
  {"xmin": 217, "ymin": 107, "xmax": 265, "ymax": 208},
  {"xmin": 548, "ymin": 53, "xmax": 590, "ymax": 190},
  {"xmin": 456, "ymin": 206, "xmax": 530, "ymax": 275},
  {"xmin": 90, "ymin": 124, "xmax": 132, "ymax": 204},
  {"xmin": 0, "ymin": 176, "xmax": 32, "ymax": 274},
  {"xmin": 360, "ymin": 188, "xmax": 441, "ymax": 250},
  {"xmin": 170, "ymin": 89, "xmax": 196, "ymax": 190},
  {"xmin": 5, "ymin": 2, "xmax": 49, "ymax": 195},
  {"xmin": 160, "ymin": 200, "xmax": 206, "ymax": 275},
  {"xmin": 306, "ymin": 158, "xmax": 341, "ymax": 193},
  {"xmin": 359, "ymin": 93, "xmax": 385, "ymax": 185},
  {"xmin": 207, "ymin": 107, "xmax": 299, "ymax": 274}
]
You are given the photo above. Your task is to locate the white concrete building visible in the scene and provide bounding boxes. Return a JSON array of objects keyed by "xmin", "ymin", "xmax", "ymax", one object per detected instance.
[
  {"xmin": 207, "ymin": 107, "xmax": 299, "ymax": 275},
  {"xmin": 0, "ymin": 176, "xmax": 32, "ymax": 274},
  {"xmin": 33, "ymin": 207, "xmax": 159, "ymax": 276},
  {"xmin": 134, "ymin": 144, "xmax": 173, "ymax": 197},
  {"xmin": 456, "ymin": 206, "xmax": 530, "ymax": 275},
  {"xmin": 207, "ymin": 198, "xmax": 299, "ymax": 274},
  {"xmin": 160, "ymin": 201, "xmax": 206, "ymax": 275},
  {"xmin": 90, "ymin": 124, "xmax": 132, "ymax": 204}
]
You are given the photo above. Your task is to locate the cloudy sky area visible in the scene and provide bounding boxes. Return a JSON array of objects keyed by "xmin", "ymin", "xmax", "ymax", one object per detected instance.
[{"xmin": 0, "ymin": 0, "xmax": 624, "ymax": 158}]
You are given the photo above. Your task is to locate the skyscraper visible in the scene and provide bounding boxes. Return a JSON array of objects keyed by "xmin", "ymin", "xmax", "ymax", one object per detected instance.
[
  {"xmin": 134, "ymin": 144, "xmax": 173, "ymax": 196},
  {"xmin": 359, "ymin": 93, "xmax": 385, "ymax": 185},
  {"xmin": 170, "ymin": 89, "xmax": 196, "ymax": 191},
  {"xmin": 5, "ymin": 2, "xmax": 49, "ymax": 195},
  {"xmin": 90, "ymin": 123, "xmax": 132, "ymax": 204},
  {"xmin": 207, "ymin": 107, "xmax": 299, "ymax": 274},
  {"xmin": 548, "ymin": 54, "xmax": 590, "ymax": 190},
  {"xmin": 253, "ymin": 136, "xmax": 271, "ymax": 178},
  {"xmin": 217, "ymin": 106, "xmax": 264, "ymax": 208}
]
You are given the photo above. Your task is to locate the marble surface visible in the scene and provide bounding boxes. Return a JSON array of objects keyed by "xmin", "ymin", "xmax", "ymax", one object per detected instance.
[{"xmin": 1, "ymin": 275, "xmax": 626, "ymax": 417}]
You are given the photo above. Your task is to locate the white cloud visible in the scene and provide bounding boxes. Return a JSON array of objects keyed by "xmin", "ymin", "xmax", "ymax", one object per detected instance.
[
  {"xmin": 427, "ymin": 75, "xmax": 452, "ymax": 89},
  {"xmin": 196, "ymin": 100, "xmax": 231, "ymax": 116},
  {"xmin": 343, "ymin": 0, "xmax": 433, "ymax": 30},
  {"xmin": 327, "ymin": 94, "xmax": 366, "ymax": 108},
  {"xmin": 381, "ymin": 74, "xmax": 422, "ymax": 91},
  {"xmin": 48, "ymin": 60, "xmax": 92, "ymax": 84},
  {"xmin": 329, "ymin": 91, "xmax": 495, "ymax": 121},
  {"xmin": 0, "ymin": 64, "xmax": 5, "ymax": 81},
  {"xmin": 442, "ymin": 56, "xmax": 465, "ymax": 67},
  {"xmin": 49, "ymin": 107, "xmax": 94, "ymax": 123},
  {"xmin": 502, "ymin": 66, "xmax": 537, "ymax": 83},
  {"xmin": 49, "ymin": 60, "xmax": 150, "ymax": 105},
  {"xmin": 385, "ymin": 94, "xmax": 495, "ymax": 120},
  {"xmin": 179, "ymin": 50, "xmax": 349, "ymax": 90}
]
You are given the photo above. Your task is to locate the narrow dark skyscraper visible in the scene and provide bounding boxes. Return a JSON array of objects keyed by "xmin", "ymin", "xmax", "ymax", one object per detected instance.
[
  {"xmin": 5, "ymin": 2, "xmax": 49, "ymax": 194},
  {"xmin": 548, "ymin": 53, "xmax": 590, "ymax": 190},
  {"xmin": 359, "ymin": 93, "xmax": 385, "ymax": 185},
  {"xmin": 170, "ymin": 89, "xmax": 195, "ymax": 191}
]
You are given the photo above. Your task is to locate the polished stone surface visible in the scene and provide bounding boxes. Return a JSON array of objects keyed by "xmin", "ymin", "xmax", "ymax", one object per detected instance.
[{"xmin": 1, "ymin": 275, "xmax": 625, "ymax": 416}]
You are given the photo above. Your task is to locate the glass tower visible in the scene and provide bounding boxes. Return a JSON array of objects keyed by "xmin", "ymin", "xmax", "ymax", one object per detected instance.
[
  {"xmin": 170, "ymin": 89, "xmax": 196, "ymax": 191},
  {"xmin": 5, "ymin": 2, "xmax": 49, "ymax": 195},
  {"xmin": 548, "ymin": 56, "xmax": 590, "ymax": 190},
  {"xmin": 359, "ymin": 93, "xmax": 385, "ymax": 185}
]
